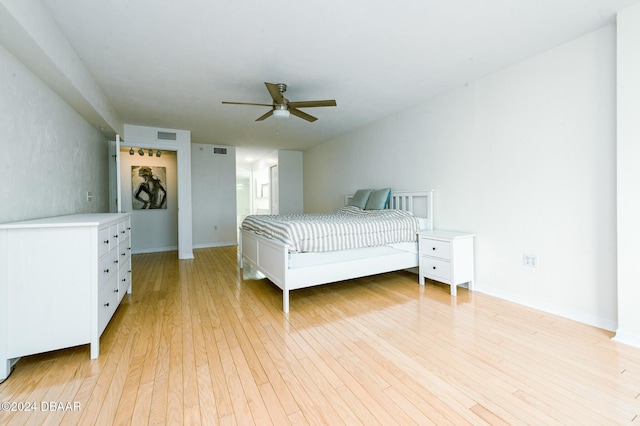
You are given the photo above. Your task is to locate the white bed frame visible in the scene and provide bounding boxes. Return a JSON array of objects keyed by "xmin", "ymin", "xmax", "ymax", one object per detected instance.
[{"xmin": 239, "ymin": 190, "xmax": 434, "ymax": 313}]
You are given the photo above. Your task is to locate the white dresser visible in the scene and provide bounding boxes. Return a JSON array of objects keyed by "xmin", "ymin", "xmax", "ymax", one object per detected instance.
[
  {"xmin": 418, "ymin": 230, "xmax": 475, "ymax": 296},
  {"xmin": 0, "ymin": 213, "xmax": 132, "ymax": 380}
]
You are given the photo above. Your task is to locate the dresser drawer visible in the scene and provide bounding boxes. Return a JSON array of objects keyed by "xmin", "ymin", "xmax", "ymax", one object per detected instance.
[
  {"xmin": 419, "ymin": 238, "xmax": 451, "ymax": 260},
  {"xmin": 98, "ymin": 280, "xmax": 119, "ymax": 336},
  {"xmin": 117, "ymin": 242, "xmax": 131, "ymax": 266},
  {"xmin": 109, "ymin": 224, "xmax": 120, "ymax": 249},
  {"xmin": 98, "ymin": 250, "xmax": 118, "ymax": 286},
  {"xmin": 119, "ymin": 219, "xmax": 131, "ymax": 240},
  {"xmin": 98, "ymin": 227, "xmax": 111, "ymax": 258},
  {"xmin": 118, "ymin": 258, "xmax": 131, "ymax": 302},
  {"xmin": 420, "ymin": 256, "xmax": 451, "ymax": 281}
]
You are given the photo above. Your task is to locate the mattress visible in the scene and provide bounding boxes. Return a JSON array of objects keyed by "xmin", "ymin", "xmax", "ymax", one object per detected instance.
[{"xmin": 241, "ymin": 206, "xmax": 421, "ymax": 253}]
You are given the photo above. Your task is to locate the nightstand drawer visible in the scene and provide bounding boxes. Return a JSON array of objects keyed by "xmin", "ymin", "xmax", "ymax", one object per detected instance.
[
  {"xmin": 421, "ymin": 256, "xmax": 451, "ymax": 281},
  {"xmin": 419, "ymin": 239, "xmax": 450, "ymax": 260}
]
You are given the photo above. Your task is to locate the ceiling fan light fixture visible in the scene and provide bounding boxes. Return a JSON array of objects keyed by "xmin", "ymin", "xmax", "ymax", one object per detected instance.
[{"xmin": 273, "ymin": 109, "xmax": 290, "ymax": 119}]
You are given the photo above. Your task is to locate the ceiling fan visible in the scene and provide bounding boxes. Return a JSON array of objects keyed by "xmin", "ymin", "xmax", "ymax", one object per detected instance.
[{"xmin": 222, "ymin": 82, "xmax": 337, "ymax": 122}]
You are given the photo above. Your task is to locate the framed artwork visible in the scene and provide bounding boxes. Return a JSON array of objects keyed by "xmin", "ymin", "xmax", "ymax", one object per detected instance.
[{"xmin": 131, "ymin": 165, "xmax": 167, "ymax": 210}]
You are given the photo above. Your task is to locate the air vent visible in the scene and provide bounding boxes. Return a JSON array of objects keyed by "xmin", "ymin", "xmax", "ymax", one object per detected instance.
[
  {"xmin": 213, "ymin": 147, "xmax": 227, "ymax": 155},
  {"xmin": 157, "ymin": 131, "xmax": 177, "ymax": 141}
]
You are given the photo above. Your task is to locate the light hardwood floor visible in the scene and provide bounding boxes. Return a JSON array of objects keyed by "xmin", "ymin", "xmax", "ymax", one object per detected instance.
[{"xmin": 1, "ymin": 246, "xmax": 640, "ymax": 425}]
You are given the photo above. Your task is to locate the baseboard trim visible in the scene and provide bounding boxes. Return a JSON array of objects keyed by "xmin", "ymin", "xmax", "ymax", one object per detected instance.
[
  {"xmin": 612, "ymin": 329, "xmax": 640, "ymax": 349},
  {"xmin": 132, "ymin": 246, "xmax": 178, "ymax": 255},
  {"xmin": 474, "ymin": 284, "xmax": 617, "ymax": 332},
  {"xmin": 193, "ymin": 242, "xmax": 237, "ymax": 249}
]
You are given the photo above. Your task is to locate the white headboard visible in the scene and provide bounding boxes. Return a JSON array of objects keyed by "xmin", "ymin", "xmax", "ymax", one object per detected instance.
[{"xmin": 345, "ymin": 190, "xmax": 434, "ymax": 230}]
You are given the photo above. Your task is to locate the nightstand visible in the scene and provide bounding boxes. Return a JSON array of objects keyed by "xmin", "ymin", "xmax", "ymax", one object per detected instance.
[{"xmin": 418, "ymin": 230, "xmax": 475, "ymax": 296}]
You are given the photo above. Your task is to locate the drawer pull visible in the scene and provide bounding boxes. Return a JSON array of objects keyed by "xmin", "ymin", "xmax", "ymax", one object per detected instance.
[
  {"xmin": 432, "ymin": 247, "xmax": 436, "ymax": 251},
  {"xmin": 114, "ymin": 234, "xmax": 118, "ymax": 238},
  {"xmin": 122, "ymin": 278, "xmax": 126, "ymax": 282},
  {"xmin": 114, "ymin": 289, "xmax": 119, "ymax": 293},
  {"xmin": 104, "ymin": 240, "xmax": 109, "ymax": 244},
  {"xmin": 103, "ymin": 268, "xmax": 109, "ymax": 274},
  {"xmin": 121, "ymin": 252, "xmax": 126, "ymax": 256},
  {"xmin": 432, "ymin": 266, "xmax": 436, "ymax": 270},
  {"xmin": 114, "ymin": 260, "xmax": 119, "ymax": 264},
  {"xmin": 104, "ymin": 302, "xmax": 110, "ymax": 307},
  {"xmin": 121, "ymin": 230, "xmax": 125, "ymax": 234}
]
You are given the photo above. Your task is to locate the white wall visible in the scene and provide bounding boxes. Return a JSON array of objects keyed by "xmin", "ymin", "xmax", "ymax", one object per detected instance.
[
  {"xmin": 0, "ymin": 0, "xmax": 123, "ymax": 136},
  {"xmin": 277, "ymin": 150, "xmax": 303, "ymax": 214},
  {"xmin": 304, "ymin": 26, "xmax": 617, "ymax": 330},
  {"xmin": 191, "ymin": 144, "xmax": 237, "ymax": 247},
  {"xmin": 249, "ymin": 150, "xmax": 304, "ymax": 215},
  {"xmin": 120, "ymin": 149, "xmax": 178, "ymax": 253},
  {"xmin": 616, "ymin": 3, "xmax": 640, "ymax": 347},
  {"xmin": 0, "ymin": 43, "xmax": 109, "ymax": 224}
]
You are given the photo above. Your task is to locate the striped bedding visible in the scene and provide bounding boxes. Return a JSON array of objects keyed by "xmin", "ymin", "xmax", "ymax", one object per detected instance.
[{"xmin": 241, "ymin": 206, "xmax": 420, "ymax": 253}]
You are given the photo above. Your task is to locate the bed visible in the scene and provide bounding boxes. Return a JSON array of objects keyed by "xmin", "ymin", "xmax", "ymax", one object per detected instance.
[{"xmin": 239, "ymin": 190, "xmax": 433, "ymax": 312}]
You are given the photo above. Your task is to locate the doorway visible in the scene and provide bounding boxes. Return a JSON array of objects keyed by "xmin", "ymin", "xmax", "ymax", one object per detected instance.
[
  {"xmin": 109, "ymin": 126, "xmax": 194, "ymax": 260},
  {"xmin": 120, "ymin": 148, "xmax": 179, "ymax": 253}
]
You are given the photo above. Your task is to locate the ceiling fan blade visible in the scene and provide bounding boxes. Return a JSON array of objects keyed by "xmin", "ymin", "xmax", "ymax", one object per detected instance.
[
  {"xmin": 288, "ymin": 100, "xmax": 337, "ymax": 108},
  {"xmin": 289, "ymin": 107, "xmax": 317, "ymax": 122},
  {"xmin": 265, "ymin": 82, "xmax": 285, "ymax": 104},
  {"xmin": 222, "ymin": 101, "xmax": 272, "ymax": 107},
  {"xmin": 255, "ymin": 110, "xmax": 274, "ymax": 121}
]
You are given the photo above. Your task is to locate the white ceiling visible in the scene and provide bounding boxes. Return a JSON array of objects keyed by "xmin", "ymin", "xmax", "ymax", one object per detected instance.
[{"xmin": 39, "ymin": 0, "xmax": 639, "ymax": 162}]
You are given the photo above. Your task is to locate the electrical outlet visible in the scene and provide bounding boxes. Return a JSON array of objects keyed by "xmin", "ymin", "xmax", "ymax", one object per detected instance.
[
  {"xmin": 523, "ymin": 254, "xmax": 537, "ymax": 268},
  {"xmin": 86, "ymin": 191, "xmax": 93, "ymax": 202}
]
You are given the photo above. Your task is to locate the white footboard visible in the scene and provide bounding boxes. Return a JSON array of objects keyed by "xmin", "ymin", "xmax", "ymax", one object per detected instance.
[
  {"xmin": 241, "ymin": 229, "xmax": 293, "ymax": 312},
  {"xmin": 241, "ymin": 228, "xmax": 420, "ymax": 313}
]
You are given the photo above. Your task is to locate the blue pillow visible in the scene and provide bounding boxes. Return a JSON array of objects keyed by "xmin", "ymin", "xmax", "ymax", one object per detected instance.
[
  {"xmin": 365, "ymin": 188, "xmax": 391, "ymax": 210},
  {"xmin": 347, "ymin": 189, "xmax": 373, "ymax": 209}
]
